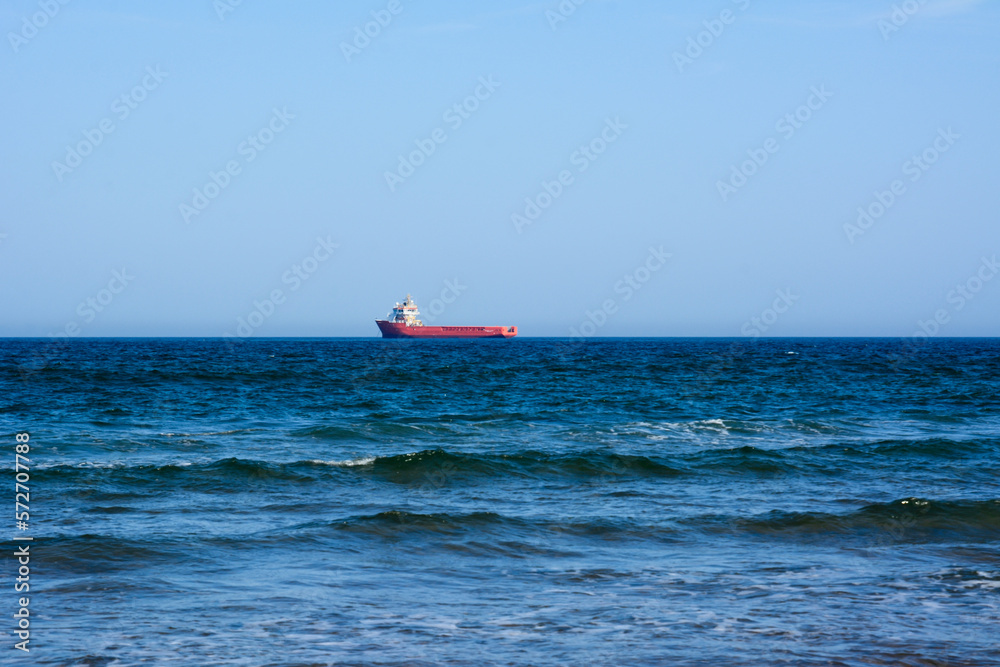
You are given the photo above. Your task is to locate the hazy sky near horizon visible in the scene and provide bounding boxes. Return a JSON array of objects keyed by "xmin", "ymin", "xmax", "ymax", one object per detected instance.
[{"xmin": 2, "ymin": 0, "xmax": 998, "ymax": 337}]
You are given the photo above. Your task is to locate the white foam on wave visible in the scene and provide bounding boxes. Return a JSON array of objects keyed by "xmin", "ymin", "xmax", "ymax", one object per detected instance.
[
  {"xmin": 35, "ymin": 459, "xmax": 197, "ymax": 470},
  {"xmin": 160, "ymin": 428, "xmax": 260, "ymax": 437},
  {"xmin": 35, "ymin": 460, "xmax": 138, "ymax": 470},
  {"xmin": 625, "ymin": 418, "xmax": 736, "ymax": 435},
  {"xmin": 308, "ymin": 456, "xmax": 377, "ymax": 467}
]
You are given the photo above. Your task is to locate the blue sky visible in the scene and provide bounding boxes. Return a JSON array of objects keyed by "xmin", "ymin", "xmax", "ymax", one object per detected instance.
[{"xmin": 1, "ymin": 0, "xmax": 998, "ymax": 337}]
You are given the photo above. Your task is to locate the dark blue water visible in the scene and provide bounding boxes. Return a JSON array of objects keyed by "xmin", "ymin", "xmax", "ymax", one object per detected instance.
[{"xmin": 3, "ymin": 338, "xmax": 999, "ymax": 666}]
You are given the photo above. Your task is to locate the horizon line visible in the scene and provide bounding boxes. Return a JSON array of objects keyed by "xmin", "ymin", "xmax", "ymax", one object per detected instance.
[{"xmin": 1, "ymin": 336, "xmax": 997, "ymax": 341}]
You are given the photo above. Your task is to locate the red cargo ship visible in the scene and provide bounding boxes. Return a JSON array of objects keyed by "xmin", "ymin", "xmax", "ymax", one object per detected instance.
[{"xmin": 375, "ymin": 294, "xmax": 517, "ymax": 339}]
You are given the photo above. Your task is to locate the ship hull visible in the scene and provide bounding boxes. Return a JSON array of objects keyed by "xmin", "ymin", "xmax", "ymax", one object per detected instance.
[{"xmin": 376, "ymin": 320, "xmax": 517, "ymax": 339}]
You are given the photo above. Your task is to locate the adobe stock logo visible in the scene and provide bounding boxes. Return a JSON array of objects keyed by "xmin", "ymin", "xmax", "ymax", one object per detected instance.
[
  {"xmin": 511, "ymin": 117, "xmax": 627, "ymax": 234},
  {"xmin": 214, "ymin": 0, "xmax": 243, "ymax": 21},
  {"xmin": 50, "ymin": 268, "xmax": 135, "ymax": 338},
  {"xmin": 716, "ymin": 85, "xmax": 833, "ymax": 202},
  {"xmin": 421, "ymin": 279, "xmax": 467, "ymax": 324},
  {"xmin": 545, "ymin": 0, "xmax": 588, "ymax": 30},
  {"xmin": 741, "ymin": 289, "xmax": 799, "ymax": 337},
  {"xmin": 843, "ymin": 127, "xmax": 958, "ymax": 244},
  {"xmin": 340, "ymin": 0, "xmax": 406, "ymax": 63},
  {"xmin": 51, "ymin": 66, "xmax": 168, "ymax": 182},
  {"xmin": 179, "ymin": 107, "xmax": 294, "ymax": 223},
  {"xmin": 384, "ymin": 76, "xmax": 501, "ymax": 192},
  {"xmin": 225, "ymin": 236, "xmax": 338, "ymax": 339},
  {"xmin": 569, "ymin": 246, "xmax": 671, "ymax": 337},
  {"xmin": 877, "ymin": 0, "xmax": 930, "ymax": 41},
  {"xmin": 673, "ymin": 0, "xmax": 752, "ymax": 73},
  {"xmin": 913, "ymin": 255, "xmax": 998, "ymax": 338},
  {"xmin": 7, "ymin": 0, "xmax": 71, "ymax": 53}
]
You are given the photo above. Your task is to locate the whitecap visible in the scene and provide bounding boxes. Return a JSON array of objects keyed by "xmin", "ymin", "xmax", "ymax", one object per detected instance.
[{"xmin": 307, "ymin": 457, "xmax": 376, "ymax": 467}]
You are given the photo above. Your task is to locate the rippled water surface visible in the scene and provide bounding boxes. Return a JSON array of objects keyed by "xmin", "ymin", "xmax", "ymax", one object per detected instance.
[{"xmin": 3, "ymin": 338, "xmax": 999, "ymax": 665}]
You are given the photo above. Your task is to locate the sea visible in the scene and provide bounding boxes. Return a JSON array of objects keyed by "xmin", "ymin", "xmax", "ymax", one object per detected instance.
[{"xmin": 3, "ymin": 337, "xmax": 999, "ymax": 666}]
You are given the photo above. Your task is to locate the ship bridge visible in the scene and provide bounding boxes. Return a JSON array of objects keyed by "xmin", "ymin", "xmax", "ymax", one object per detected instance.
[{"xmin": 390, "ymin": 294, "xmax": 423, "ymax": 326}]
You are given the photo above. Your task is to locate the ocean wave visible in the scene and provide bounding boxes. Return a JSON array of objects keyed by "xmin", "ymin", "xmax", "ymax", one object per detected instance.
[
  {"xmin": 32, "ymin": 449, "xmax": 686, "ymax": 487},
  {"xmin": 626, "ymin": 418, "xmax": 768, "ymax": 436},
  {"xmin": 323, "ymin": 510, "xmax": 678, "ymax": 546},
  {"xmin": 858, "ymin": 437, "xmax": 994, "ymax": 458},
  {"xmin": 332, "ymin": 510, "xmax": 513, "ymax": 534},
  {"xmin": 307, "ymin": 456, "xmax": 377, "ymax": 467},
  {"xmin": 289, "ymin": 422, "xmax": 455, "ymax": 441},
  {"xmin": 690, "ymin": 498, "xmax": 1000, "ymax": 544},
  {"xmin": 361, "ymin": 449, "xmax": 685, "ymax": 480},
  {"xmin": 290, "ymin": 425, "xmax": 383, "ymax": 442},
  {"xmin": 36, "ymin": 534, "xmax": 193, "ymax": 572},
  {"xmin": 34, "ymin": 498, "xmax": 1000, "ymax": 574},
  {"xmin": 159, "ymin": 428, "xmax": 264, "ymax": 437},
  {"xmin": 688, "ymin": 445, "xmax": 793, "ymax": 474},
  {"xmin": 791, "ymin": 437, "xmax": 998, "ymax": 460},
  {"xmin": 31, "ymin": 434, "xmax": 999, "ymax": 489},
  {"xmin": 34, "ymin": 457, "xmax": 316, "ymax": 491}
]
